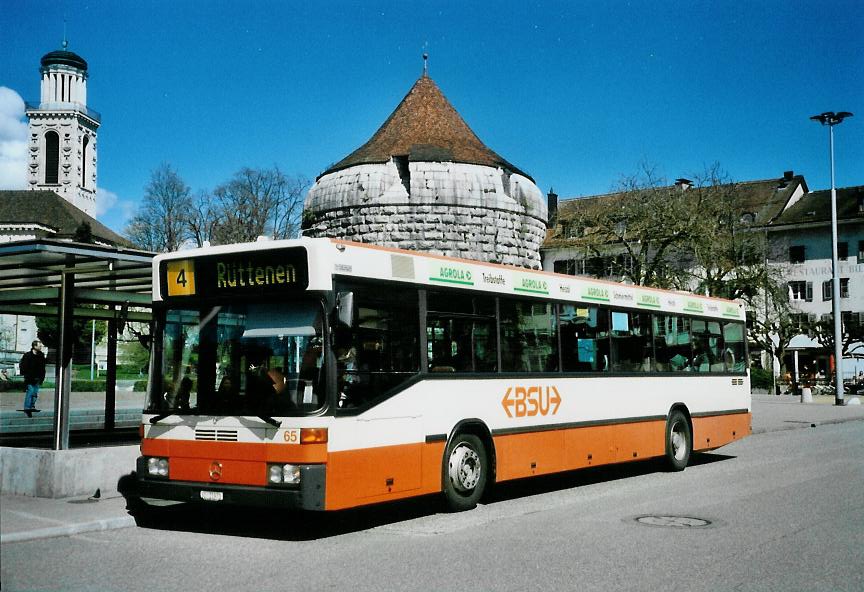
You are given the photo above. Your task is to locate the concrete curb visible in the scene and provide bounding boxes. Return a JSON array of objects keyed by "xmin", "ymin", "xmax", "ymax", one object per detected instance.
[
  {"xmin": 2, "ymin": 515, "xmax": 136, "ymax": 544},
  {"xmin": 752, "ymin": 414, "xmax": 864, "ymax": 434}
]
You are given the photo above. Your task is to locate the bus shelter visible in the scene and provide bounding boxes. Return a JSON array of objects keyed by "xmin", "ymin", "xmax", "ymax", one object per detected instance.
[{"xmin": 0, "ymin": 239, "xmax": 154, "ymax": 450}]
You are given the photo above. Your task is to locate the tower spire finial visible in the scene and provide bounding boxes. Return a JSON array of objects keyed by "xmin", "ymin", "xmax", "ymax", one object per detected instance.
[
  {"xmin": 62, "ymin": 18, "xmax": 68, "ymax": 50},
  {"xmin": 422, "ymin": 52, "xmax": 428, "ymax": 77}
]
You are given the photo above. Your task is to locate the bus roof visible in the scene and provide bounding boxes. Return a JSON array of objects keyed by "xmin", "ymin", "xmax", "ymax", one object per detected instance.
[{"xmin": 153, "ymin": 238, "xmax": 745, "ymax": 321}]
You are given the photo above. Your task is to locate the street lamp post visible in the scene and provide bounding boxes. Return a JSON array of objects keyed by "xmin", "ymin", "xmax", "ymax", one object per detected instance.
[{"xmin": 810, "ymin": 111, "xmax": 853, "ymax": 406}]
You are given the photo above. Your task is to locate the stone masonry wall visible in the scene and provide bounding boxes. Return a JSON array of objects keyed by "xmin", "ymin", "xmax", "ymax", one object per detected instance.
[
  {"xmin": 305, "ymin": 203, "xmax": 546, "ymax": 268},
  {"xmin": 304, "ymin": 160, "xmax": 548, "ymax": 268}
]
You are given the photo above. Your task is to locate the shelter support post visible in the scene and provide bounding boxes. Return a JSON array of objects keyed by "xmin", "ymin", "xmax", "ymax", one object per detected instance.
[
  {"xmin": 105, "ymin": 317, "xmax": 117, "ymax": 430},
  {"xmin": 52, "ymin": 271, "xmax": 75, "ymax": 450}
]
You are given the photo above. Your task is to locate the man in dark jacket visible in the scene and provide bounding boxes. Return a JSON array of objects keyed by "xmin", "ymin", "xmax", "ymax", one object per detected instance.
[{"xmin": 20, "ymin": 340, "xmax": 46, "ymax": 417}]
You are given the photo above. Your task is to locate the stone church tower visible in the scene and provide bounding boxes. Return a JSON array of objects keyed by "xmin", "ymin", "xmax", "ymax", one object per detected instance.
[
  {"xmin": 303, "ymin": 69, "xmax": 547, "ymax": 269},
  {"xmin": 25, "ymin": 41, "xmax": 100, "ymax": 217}
]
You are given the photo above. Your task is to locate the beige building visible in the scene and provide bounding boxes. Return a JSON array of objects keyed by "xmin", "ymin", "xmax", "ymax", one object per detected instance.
[{"xmin": 541, "ymin": 173, "xmax": 864, "ymax": 379}]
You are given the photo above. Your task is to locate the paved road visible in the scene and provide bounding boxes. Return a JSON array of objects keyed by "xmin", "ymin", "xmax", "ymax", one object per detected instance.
[{"xmin": 2, "ymin": 419, "xmax": 862, "ymax": 592}]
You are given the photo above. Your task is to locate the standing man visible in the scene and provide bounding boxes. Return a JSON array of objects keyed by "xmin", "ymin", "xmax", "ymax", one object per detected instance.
[{"xmin": 20, "ymin": 340, "xmax": 46, "ymax": 417}]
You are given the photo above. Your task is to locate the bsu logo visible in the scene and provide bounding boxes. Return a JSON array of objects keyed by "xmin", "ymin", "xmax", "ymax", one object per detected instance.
[{"xmin": 502, "ymin": 386, "xmax": 561, "ymax": 418}]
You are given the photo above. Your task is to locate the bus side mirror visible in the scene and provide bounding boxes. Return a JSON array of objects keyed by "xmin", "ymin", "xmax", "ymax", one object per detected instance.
[{"xmin": 336, "ymin": 291, "xmax": 354, "ymax": 327}]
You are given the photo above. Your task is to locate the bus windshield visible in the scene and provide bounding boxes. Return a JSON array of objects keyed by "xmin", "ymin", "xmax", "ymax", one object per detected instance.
[{"xmin": 149, "ymin": 300, "xmax": 326, "ymax": 417}]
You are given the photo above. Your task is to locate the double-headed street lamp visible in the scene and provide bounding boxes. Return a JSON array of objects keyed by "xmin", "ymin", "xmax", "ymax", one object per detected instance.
[{"xmin": 809, "ymin": 111, "xmax": 853, "ymax": 405}]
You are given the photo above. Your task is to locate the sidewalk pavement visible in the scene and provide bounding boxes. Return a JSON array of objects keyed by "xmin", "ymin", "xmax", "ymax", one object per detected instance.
[
  {"xmin": 2, "ymin": 393, "xmax": 863, "ymax": 545},
  {"xmin": 1, "ymin": 491, "xmax": 135, "ymax": 544}
]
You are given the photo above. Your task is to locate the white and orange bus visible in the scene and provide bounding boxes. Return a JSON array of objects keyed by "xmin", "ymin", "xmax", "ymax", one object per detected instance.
[{"xmin": 131, "ymin": 238, "xmax": 750, "ymax": 513}]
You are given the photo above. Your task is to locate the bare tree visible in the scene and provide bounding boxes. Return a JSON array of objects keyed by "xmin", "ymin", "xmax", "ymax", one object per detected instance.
[
  {"xmin": 210, "ymin": 167, "xmax": 308, "ymax": 245},
  {"xmin": 566, "ymin": 164, "xmax": 694, "ymax": 288},
  {"xmin": 745, "ymin": 269, "xmax": 798, "ymax": 378},
  {"xmin": 685, "ymin": 165, "xmax": 773, "ymax": 300},
  {"xmin": 125, "ymin": 163, "xmax": 192, "ymax": 252},
  {"xmin": 807, "ymin": 314, "xmax": 864, "ymax": 364},
  {"xmin": 186, "ymin": 190, "xmax": 219, "ymax": 248}
]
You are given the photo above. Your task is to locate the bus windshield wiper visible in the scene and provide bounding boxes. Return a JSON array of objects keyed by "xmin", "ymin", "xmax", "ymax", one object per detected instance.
[
  {"xmin": 257, "ymin": 415, "xmax": 282, "ymax": 428},
  {"xmin": 149, "ymin": 412, "xmax": 175, "ymax": 424},
  {"xmin": 150, "ymin": 413, "xmax": 281, "ymax": 427}
]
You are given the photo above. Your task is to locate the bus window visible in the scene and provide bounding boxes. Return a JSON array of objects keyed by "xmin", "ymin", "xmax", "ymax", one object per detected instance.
[
  {"xmin": 692, "ymin": 319, "xmax": 724, "ymax": 372},
  {"xmin": 500, "ymin": 299, "xmax": 558, "ymax": 372},
  {"xmin": 159, "ymin": 309, "xmax": 200, "ymax": 412},
  {"xmin": 560, "ymin": 304, "xmax": 609, "ymax": 372},
  {"xmin": 723, "ymin": 322, "xmax": 746, "ymax": 372},
  {"xmin": 333, "ymin": 283, "xmax": 419, "ymax": 408},
  {"xmin": 427, "ymin": 291, "xmax": 497, "ymax": 373},
  {"xmin": 610, "ymin": 310, "xmax": 653, "ymax": 372},
  {"xmin": 653, "ymin": 314, "xmax": 692, "ymax": 372}
]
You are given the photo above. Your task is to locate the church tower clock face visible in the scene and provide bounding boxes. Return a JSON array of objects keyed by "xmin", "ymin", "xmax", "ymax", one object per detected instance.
[{"xmin": 26, "ymin": 40, "xmax": 100, "ymax": 218}]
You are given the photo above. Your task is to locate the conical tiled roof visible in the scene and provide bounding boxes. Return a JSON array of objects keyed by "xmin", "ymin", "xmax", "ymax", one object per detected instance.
[{"xmin": 322, "ymin": 74, "xmax": 532, "ymax": 181}]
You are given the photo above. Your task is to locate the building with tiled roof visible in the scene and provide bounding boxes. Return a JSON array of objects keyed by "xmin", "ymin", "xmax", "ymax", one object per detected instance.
[
  {"xmin": 541, "ymin": 173, "xmax": 864, "ymax": 380},
  {"xmin": 0, "ymin": 190, "xmax": 130, "ymax": 247},
  {"xmin": 303, "ymin": 69, "xmax": 547, "ymax": 268}
]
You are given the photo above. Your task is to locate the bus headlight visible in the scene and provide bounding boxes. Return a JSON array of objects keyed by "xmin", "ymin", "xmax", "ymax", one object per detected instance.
[
  {"xmin": 147, "ymin": 457, "xmax": 169, "ymax": 477},
  {"xmin": 268, "ymin": 463, "xmax": 301, "ymax": 485}
]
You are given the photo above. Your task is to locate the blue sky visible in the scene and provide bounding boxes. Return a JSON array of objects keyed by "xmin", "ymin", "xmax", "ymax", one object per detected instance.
[{"xmin": 1, "ymin": 0, "xmax": 862, "ymax": 234}]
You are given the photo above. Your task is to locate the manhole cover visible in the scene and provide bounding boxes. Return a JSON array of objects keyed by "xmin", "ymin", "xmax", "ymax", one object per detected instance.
[{"xmin": 635, "ymin": 515, "xmax": 712, "ymax": 528}]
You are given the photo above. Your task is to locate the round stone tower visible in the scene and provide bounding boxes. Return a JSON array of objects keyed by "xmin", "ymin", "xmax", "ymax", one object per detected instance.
[{"xmin": 303, "ymin": 71, "xmax": 547, "ymax": 269}]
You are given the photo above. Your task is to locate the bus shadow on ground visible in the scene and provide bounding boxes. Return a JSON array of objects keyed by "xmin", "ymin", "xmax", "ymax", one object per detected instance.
[
  {"xmin": 485, "ymin": 452, "xmax": 734, "ymax": 504},
  {"xmin": 120, "ymin": 452, "xmax": 735, "ymax": 541}
]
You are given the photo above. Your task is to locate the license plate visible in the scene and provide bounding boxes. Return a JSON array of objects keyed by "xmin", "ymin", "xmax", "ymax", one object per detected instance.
[{"xmin": 200, "ymin": 491, "xmax": 223, "ymax": 502}]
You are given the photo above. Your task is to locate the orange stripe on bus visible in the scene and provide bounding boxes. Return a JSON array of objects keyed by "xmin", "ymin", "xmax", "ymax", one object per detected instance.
[
  {"xmin": 325, "ymin": 442, "xmax": 445, "ymax": 510},
  {"xmin": 494, "ymin": 420, "xmax": 667, "ymax": 481},
  {"xmin": 141, "ymin": 438, "xmax": 327, "ymax": 464},
  {"xmin": 692, "ymin": 412, "xmax": 751, "ymax": 451},
  {"xmin": 141, "ymin": 412, "xmax": 749, "ymax": 507}
]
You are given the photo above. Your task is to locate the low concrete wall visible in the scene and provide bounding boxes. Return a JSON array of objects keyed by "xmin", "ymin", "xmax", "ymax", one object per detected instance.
[{"xmin": 0, "ymin": 445, "xmax": 139, "ymax": 498}]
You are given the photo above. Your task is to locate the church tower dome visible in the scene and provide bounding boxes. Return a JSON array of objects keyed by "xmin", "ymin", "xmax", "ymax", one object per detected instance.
[
  {"xmin": 26, "ymin": 40, "xmax": 100, "ymax": 217},
  {"xmin": 303, "ymin": 69, "xmax": 547, "ymax": 269}
]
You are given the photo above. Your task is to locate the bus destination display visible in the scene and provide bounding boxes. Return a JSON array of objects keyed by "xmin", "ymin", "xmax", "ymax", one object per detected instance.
[{"xmin": 162, "ymin": 247, "xmax": 309, "ymax": 298}]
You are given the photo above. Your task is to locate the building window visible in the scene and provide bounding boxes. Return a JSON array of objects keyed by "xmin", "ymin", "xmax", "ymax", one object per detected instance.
[
  {"xmin": 859, "ymin": 241, "xmax": 864, "ymax": 264},
  {"xmin": 837, "ymin": 242, "xmax": 848, "ymax": 260},
  {"xmin": 788, "ymin": 281, "xmax": 812, "ymax": 302},
  {"xmin": 44, "ymin": 131, "xmax": 59, "ymax": 184},
  {"xmin": 789, "ymin": 313, "xmax": 809, "ymax": 331},
  {"xmin": 789, "ymin": 245, "xmax": 805, "ymax": 263},
  {"xmin": 858, "ymin": 196, "xmax": 864, "ymax": 213},
  {"xmin": 842, "ymin": 311, "xmax": 863, "ymax": 332},
  {"xmin": 82, "ymin": 135, "xmax": 90, "ymax": 189},
  {"xmin": 553, "ymin": 259, "xmax": 577, "ymax": 276},
  {"xmin": 821, "ymin": 278, "xmax": 850, "ymax": 300}
]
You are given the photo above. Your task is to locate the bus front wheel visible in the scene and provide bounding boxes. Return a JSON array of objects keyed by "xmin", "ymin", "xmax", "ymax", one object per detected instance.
[
  {"xmin": 664, "ymin": 410, "xmax": 692, "ymax": 471},
  {"xmin": 442, "ymin": 433, "xmax": 488, "ymax": 512}
]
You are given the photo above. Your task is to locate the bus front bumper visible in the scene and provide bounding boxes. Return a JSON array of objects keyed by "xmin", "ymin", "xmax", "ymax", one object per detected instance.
[{"xmin": 131, "ymin": 459, "xmax": 326, "ymax": 511}]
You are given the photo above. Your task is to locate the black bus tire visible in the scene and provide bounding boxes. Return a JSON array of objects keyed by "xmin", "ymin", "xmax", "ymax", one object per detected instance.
[
  {"xmin": 664, "ymin": 409, "xmax": 692, "ymax": 471},
  {"xmin": 442, "ymin": 433, "xmax": 488, "ymax": 512}
]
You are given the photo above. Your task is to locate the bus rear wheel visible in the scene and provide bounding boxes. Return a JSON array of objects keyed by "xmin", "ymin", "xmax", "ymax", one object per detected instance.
[
  {"xmin": 664, "ymin": 410, "xmax": 692, "ymax": 471},
  {"xmin": 442, "ymin": 433, "xmax": 488, "ymax": 512}
]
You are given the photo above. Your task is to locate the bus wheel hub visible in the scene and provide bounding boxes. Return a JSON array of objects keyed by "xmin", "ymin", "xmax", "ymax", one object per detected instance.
[{"xmin": 449, "ymin": 444, "xmax": 480, "ymax": 492}]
